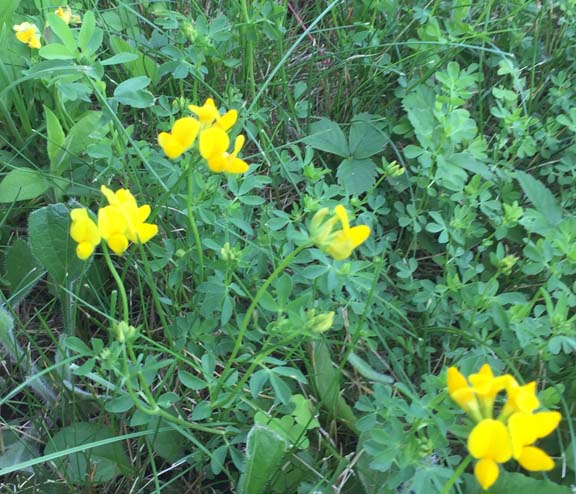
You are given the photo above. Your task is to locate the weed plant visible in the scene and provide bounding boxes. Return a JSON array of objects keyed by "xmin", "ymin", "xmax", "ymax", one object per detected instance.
[{"xmin": 0, "ymin": 1, "xmax": 575, "ymax": 493}]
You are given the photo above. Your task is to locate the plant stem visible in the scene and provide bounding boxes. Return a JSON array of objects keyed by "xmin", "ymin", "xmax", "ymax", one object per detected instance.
[
  {"xmin": 187, "ymin": 162, "xmax": 205, "ymax": 283},
  {"xmin": 102, "ymin": 243, "xmax": 129, "ymax": 322},
  {"xmin": 211, "ymin": 243, "xmax": 310, "ymax": 405},
  {"xmin": 440, "ymin": 455, "xmax": 472, "ymax": 494}
]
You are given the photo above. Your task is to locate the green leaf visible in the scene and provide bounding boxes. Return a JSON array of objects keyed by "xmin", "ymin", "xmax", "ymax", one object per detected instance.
[
  {"xmin": 403, "ymin": 85, "xmax": 436, "ymax": 148},
  {"xmin": 44, "ymin": 422, "xmax": 131, "ymax": 483},
  {"xmin": 336, "ymin": 158, "xmax": 378, "ymax": 195},
  {"xmin": 0, "ymin": 168, "xmax": 50, "ymax": 202},
  {"xmin": 44, "ymin": 106, "xmax": 65, "ymax": 169},
  {"xmin": 101, "ymin": 52, "xmax": 139, "ymax": 66},
  {"xmin": 39, "ymin": 43, "xmax": 76, "ymax": 60},
  {"xmin": 5, "ymin": 238, "xmax": 44, "ymax": 303},
  {"xmin": 147, "ymin": 417, "xmax": 186, "ymax": 462},
  {"xmin": 303, "ymin": 118, "xmax": 349, "ymax": 157},
  {"xmin": 110, "ymin": 36, "xmax": 159, "ymax": 84},
  {"xmin": 52, "ymin": 112, "xmax": 104, "ymax": 175},
  {"xmin": 0, "ymin": 428, "xmax": 39, "ymax": 474},
  {"xmin": 78, "ymin": 10, "xmax": 96, "ymax": 52},
  {"xmin": 28, "ymin": 203, "xmax": 85, "ymax": 286},
  {"xmin": 46, "ymin": 13, "xmax": 76, "ymax": 52},
  {"xmin": 105, "ymin": 395, "xmax": 134, "ymax": 414},
  {"xmin": 237, "ymin": 426, "xmax": 288, "ymax": 494},
  {"xmin": 113, "ymin": 76, "xmax": 154, "ymax": 108},
  {"xmin": 310, "ymin": 341, "xmax": 357, "ymax": 429},
  {"xmin": 348, "ymin": 113, "xmax": 387, "ymax": 159},
  {"xmin": 0, "ymin": 0, "xmax": 20, "ymax": 29},
  {"xmin": 178, "ymin": 370, "xmax": 208, "ymax": 390},
  {"xmin": 515, "ymin": 170, "xmax": 563, "ymax": 227}
]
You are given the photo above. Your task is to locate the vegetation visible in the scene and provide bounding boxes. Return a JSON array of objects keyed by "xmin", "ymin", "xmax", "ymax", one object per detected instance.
[{"xmin": 1, "ymin": 1, "xmax": 575, "ymax": 493}]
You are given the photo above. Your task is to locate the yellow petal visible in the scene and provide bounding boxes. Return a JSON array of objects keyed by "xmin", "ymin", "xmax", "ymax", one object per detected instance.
[
  {"xmin": 98, "ymin": 206, "xmax": 127, "ymax": 239},
  {"xmin": 532, "ymin": 411, "xmax": 561, "ymax": 440},
  {"xmin": 348, "ymin": 225, "xmax": 370, "ymax": 248},
  {"xmin": 468, "ymin": 419, "xmax": 512, "ymax": 463},
  {"xmin": 206, "ymin": 155, "xmax": 227, "ymax": 173},
  {"xmin": 334, "ymin": 205, "xmax": 350, "ymax": 231},
  {"xmin": 447, "ymin": 367, "xmax": 468, "ymax": 395},
  {"xmin": 474, "ymin": 458, "xmax": 500, "ymax": 490},
  {"xmin": 517, "ymin": 446, "xmax": 555, "ymax": 471},
  {"xmin": 224, "ymin": 156, "xmax": 249, "ymax": 174},
  {"xmin": 199, "ymin": 127, "xmax": 229, "ymax": 159},
  {"xmin": 28, "ymin": 35, "xmax": 41, "ymax": 49},
  {"xmin": 158, "ymin": 132, "xmax": 185, "ymax": 159},
  {"xmin": 76, "ymin": 242, "xmax": 95, "ymax": 260},
  {"xmin": 218, "ymin": 109, "xmax": 238, "ymax": 131},
  {"xmin": 188, "ymin": 98, "xmax": 219, "ymax": 124},
  {"xmin": 107, "ymin": 234, "xmax": 129, "ymax": 255},
  {"xmin": 172, "ymin": 117, "xmax": 200, "ymax": 149},
  {"xmin": 100, "ymin": 185, "xmax": 116, "ymax": 205},
  {"xmin": 137, "ymin": 204, "xmax": 151, "ymax": 223},
  {"xmin": 135, "ymin": 223, "xmax": 158, "ymax": 244},
  {"xmin": 232, "ymin": 134, "xmax": 245, "ymax": 156}
]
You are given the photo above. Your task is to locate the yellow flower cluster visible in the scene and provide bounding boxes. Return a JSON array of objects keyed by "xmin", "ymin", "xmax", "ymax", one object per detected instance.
[
  {"xmin": 13, "ymin": 22, "xmax": 41, "ymax": 49},
  {"xmin": 14, "ymin": 6, "xmax": 80, "ymax": 49},
  {"xmin": 448, "ymin": 364, "xmax": 561, "ymax": 490},
  {"xmin": 309, "ymin": 205, "xmax": 370, "ymax": 260},
  {"xmin": 158, "ymin": 98, "xmax": 248, "ymax": 174},
  {"xmin": 70, "ymin": 185, "xmax": 158, "ymax": 259}
]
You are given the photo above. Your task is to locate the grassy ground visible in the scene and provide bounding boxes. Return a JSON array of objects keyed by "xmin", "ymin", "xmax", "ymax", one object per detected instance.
[{"xmin": 1, "ymin": 1, "xmax": 575, "ymax": 493}]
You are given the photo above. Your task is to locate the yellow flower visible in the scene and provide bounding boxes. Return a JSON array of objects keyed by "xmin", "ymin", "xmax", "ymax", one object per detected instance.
[
  {"xmin": 468, "ymin": 364, "xmax": 511, "ymax": 416},
  {"xmin": 198, "ymin": 127, "xmax": 249, "ymax": 173},
  {"xmin": 13, "ymin": 22, "xmax": 41, "ymax": 49},
  {"xmin": 508, "ymin": 411, "xmax": 561, "ymax": 471},
  {"xmin": 158, "ymin": 117, "xmax": 200, "ymax": 159},
  {"xmin": 447, "ymin": 367, "xmax": 482, "ymax": 421},
  {"xmin": 55, "ymin": 6, "xmax": 72, "ymax": 24},
  {"xmin": 310, "ymin": 205, "xmax": 370, "ymax": 260},
  {"xmin": 188, "ymin": 98, "xmax": 237, "ymax": 131},
  {"xmin": 501, "ymin": 379, "xmax": 540, "ymax": 418},
  {"xmin": 468, "ymin": 419, "xmax": 512, "ymax": 489},
  {"xmin": 70, "ymin": 208, "xmax": 101, "ymax": 260},
  {"xmin": 98, "ymin": 186, "xmax": 158, "ymax": 255}
]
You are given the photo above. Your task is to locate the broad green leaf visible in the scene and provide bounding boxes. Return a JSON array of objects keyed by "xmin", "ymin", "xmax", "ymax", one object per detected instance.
[
  {"xmin": 303, "ymin": 118, "xmax": 349, "ymax": 157},
  {"xmin": 113, "ymin": 76, "xmax": 154, "ymax": 108},
  {"xmin": 451, "ymin": 0, "xmax": 471, "ymax": 23},
  {"xmin": 5, "ymin": 238, "xmax": 44, "ymax": 303},
  {"xmin": 0, "ymin": 0, "xmax": 20, "ymax": 29},
  {"xmin": 515, "ymin": 170, "xmax": 562, "ymax": 227},
  {"xmin": 0, "ymin": 429, "xmax": 39, "ymax": 474},
  {"xmin": 39, "ymin": 43, "xmax": 76, "ymax": 60},
  {"xmin": 53, "ymin": 112, "xmax": 104, "ymax": 175},
  {"xmin": 46, "ymin": 13, "xmax": 76, "ymax": 52},
  {"xmin": 349, "ymin": 113, "xmax": 387, "ymax": 159},
  {"xmin": 336, "ymin": 158, "xmax": 378, "ymax": 195},
  {"xmin": 110, "ymin": 36, "xmax": 159, "ymax": 83},
  {"xmin": 101, "ymin": 52, "xmax": 139, "ymax": 66},
  {"xmin": 147, "ymin": 417, "xmax": 186, "ymax": 462},
  {"xmin": 78, "ymin": 10, "xmax": 95, "ymax": 52},
  {"xmin": 0, "ymin": 168, "xmax": 50, "ymax": 202},
  {"xmin": 178, "ymin": 370, "xmax": 208, "ymax": 390},
  {"xmin": 237, "ymin": 426, "xmax": 288, "ymax": 494},
  {"xmin": 310, "ymin": 341, "xmax": 357, "ymax": 429},
  {"xmin": 44, "ymin": 422, "xmax": 131, "ymax": 483},
  {"xmin": 105, "ymin": 395, "xmax": 134, "ymax": 413},
  {"xmin": 28, "ymin": 203, "xmax": 85, "ymax": 286},
  {"xmin": 44, "ymin": 106, "xmax": 65, "ymax": 169},
  {"xmin": 403, "ymin": 85, "xmax": 436, "ymax": 148}
]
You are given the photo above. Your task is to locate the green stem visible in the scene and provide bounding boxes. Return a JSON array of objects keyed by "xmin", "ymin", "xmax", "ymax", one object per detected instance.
[
  {"xmin": 240, "ymin": 0, "xmax": 255, "ymax": 100},
  {"xmin": 102, "ymin": 243, "xmax": 129, "ymax": 322},
  {"xmin": 187, "ymin": 163, "xmax": 205, "ymax": 283},
  {"xmin": 440, "ymin": 455, "xmax": 472, "ymax": 494},
  {"xmin": 211, "ymin": 243, "xmax": 310, "ymax": 405},
  {"xmin": 121, "ymin": 343, "xmax": 226, "ymax": 436}
]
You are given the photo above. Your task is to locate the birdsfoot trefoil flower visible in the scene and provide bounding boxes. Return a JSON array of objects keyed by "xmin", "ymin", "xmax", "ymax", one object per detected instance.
[{"xmin": 13, "ymin": 22, "xmax": 41, "ymax": 49}]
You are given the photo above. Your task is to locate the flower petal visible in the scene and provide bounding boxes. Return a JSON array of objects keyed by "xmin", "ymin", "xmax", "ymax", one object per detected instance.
[
  {"xmin": 172, "ymin": 117, "xmax": 200, "ymax": 149},
  {"xmin": 334, "ymin": 205, "xmax": 350, "ymax": 231},
  {"xmin": 532, "ymin": 411, "xmax": 562, "ymax": 440},
  {"xmin": 199, "ymin": 127, "xmax": 230, "ymax": 160},
  {"xmin": 517, "ymin": 446, "xmax": 555, "ymax": 471},
  {"xmin": 188, "ymin": 98, "xmax": 219, "ymax": 124},
  {"xmin": 135, "ymin": 223, "xmax": 158, "ymax": 244},
  {"xmin": 107, "ymin": 234, "xmax": 129, "ymax": 255},
  {"xmin": 218, "ymin": 109, "xmax": 238, "ymax": 131},
  {"xmin": 348, "ymin": 225, "xmax": 370, "ymax": 248},
  {"xmin": 224, "ymin": 156, "xmax": 249, "ymax": 174},
  {"xmin": 474, "ymin": 458, "xmax": 500, "ymax": 490},
  {"xmin": 158, "ymin": 132, "xmax": 185, "ymax": 159},
  {"xmin": 468, "ymin": 419, "xmax": 512, "ymax": 463}
]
